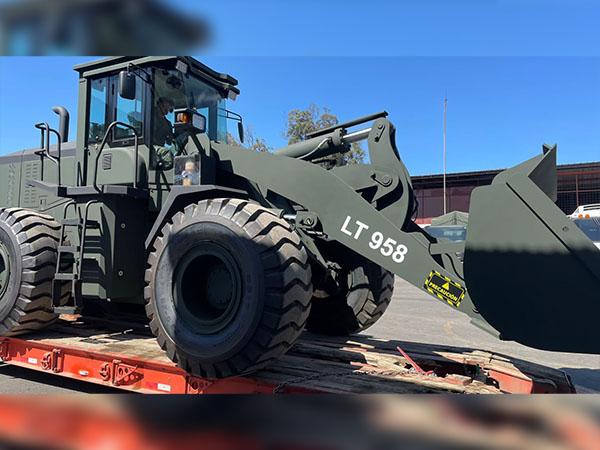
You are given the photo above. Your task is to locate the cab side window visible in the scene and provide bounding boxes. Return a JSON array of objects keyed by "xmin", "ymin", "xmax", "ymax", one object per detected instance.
[
  {"xmin": 88, "ymin": 78, "xmax": 108, "ymax": 143},
  {"xmin": 114, "ymin": 75, "xmax": 144, "ymax": 141}
]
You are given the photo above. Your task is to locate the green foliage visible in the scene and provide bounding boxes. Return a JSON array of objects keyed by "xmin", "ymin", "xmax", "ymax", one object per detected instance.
[
  {"xmin": 346, "ymin": 142, "xmax": 367, "ymax": 165},
  {"xmin": 284, "ymin": 103, "xmax": 365, "ymax": 166},
  {"xmin": 284, "ymin": 104, "xmax": 336, "ymax": 144},
  {"xmin": 226, "ymin": 104, "xmax": 366, "ymax": 166},
  {"xmin": 227, "ymin": 125, "xmax": 272, "ymax": 153},
  {"xmin": 227, "ymin": 132, "xmax": 241, "ymax": 146}
]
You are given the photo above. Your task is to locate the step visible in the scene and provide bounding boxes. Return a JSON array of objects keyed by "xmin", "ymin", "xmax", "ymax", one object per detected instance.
[
  {"xmin": 83, "ymin": 220, "xmax": 100, "ymax": 229},
  {"xmin": 62, "ymin": 219, "xmax": 100, "ymax": 229},
  {"xmin": 58, "ymin": 245, "xmax": 80, "ymax": 254},
  {"xmin": 62, "ymin": 218, "xmax": 83, "ymax": 227},
  {"xmin": 54, "ymin": 306, "xmax": 83, "ymax": 315},
  {"xmin": 54, "ymin": 273, "xmax": 79, "ymax": 281}
]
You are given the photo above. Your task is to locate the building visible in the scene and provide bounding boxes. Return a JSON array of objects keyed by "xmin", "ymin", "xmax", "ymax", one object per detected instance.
[{"xmin": 412, "ymin": 161, "xmax": 600, "ymax": 224}]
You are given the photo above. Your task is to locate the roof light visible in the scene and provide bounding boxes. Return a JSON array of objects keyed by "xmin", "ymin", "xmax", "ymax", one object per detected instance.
[{"xmin": 175, "ymin": 60, "xmax": 188, "ymax": 74}]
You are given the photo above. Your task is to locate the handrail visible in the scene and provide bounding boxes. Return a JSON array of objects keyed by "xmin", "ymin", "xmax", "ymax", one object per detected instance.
[
  {"xmin": 79, "ymin": 200, "xmax": 98, "ymax": 280},
  {"xmin": 34, "ymin": 122, "xmax": 62, "ymax": 186},
  {"xmin": 92, "ymin": 121, "xmax": 140, "ymax": 193}
]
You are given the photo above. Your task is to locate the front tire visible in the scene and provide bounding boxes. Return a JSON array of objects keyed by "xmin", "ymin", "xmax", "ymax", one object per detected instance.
[{"xmin": 145, "ymin": 198, "xmax": 313, "ymax": 378}]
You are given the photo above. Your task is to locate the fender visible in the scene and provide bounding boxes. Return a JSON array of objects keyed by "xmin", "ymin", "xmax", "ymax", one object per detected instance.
[{"xmin": 144, "ymin": 185, "xmax": 248, "ymax": 250}]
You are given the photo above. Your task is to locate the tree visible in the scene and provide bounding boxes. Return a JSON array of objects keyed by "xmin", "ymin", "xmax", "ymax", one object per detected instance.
[
  {"xmin": 227, "ymin": 125, "xmax": 272, "ymax": 153},
  {"xmin": 284, "ymin": 104, "xmax": 366, "ymax": 167}
]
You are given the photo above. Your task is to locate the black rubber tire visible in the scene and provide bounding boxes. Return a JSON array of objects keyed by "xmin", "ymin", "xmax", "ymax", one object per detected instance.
[
  {"xmin": 306, "ymin": 259, "xmax": 394, "ymax": 335},
  {"xmin": 0, "ymin": 208, "xmax": 70, "ymax": 336},
  {"xmin": 145, "ymin": 198, "xmax": 313, "ymax": 378}
]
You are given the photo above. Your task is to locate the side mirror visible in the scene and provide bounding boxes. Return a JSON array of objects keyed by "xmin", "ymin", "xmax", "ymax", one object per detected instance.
[
  {"xmin": 119, "ymin": 71, "xmax": 136, "ymax": 100},
  {"xmin": 174, "ymin": 108, "xmax": 207, "ymax": 134},
  {"xmin": 238, "ymin": 121, "xmax": 244, "ymax": 144}
]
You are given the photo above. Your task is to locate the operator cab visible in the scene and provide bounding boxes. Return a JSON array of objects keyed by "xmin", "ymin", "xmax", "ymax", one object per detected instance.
[
  {"xmin": 148, "ymin": 65, "xmax": 231, "ymax": 169},
  {"xmin": 78, "ymin": 56, "xmax": 241, "ymax": 176}
]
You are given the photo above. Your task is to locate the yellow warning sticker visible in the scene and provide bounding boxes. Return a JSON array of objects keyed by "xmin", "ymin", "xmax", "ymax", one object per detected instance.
[{"xmin": 424, "ymin": 270, "xmax": 466, "ymax": 307}]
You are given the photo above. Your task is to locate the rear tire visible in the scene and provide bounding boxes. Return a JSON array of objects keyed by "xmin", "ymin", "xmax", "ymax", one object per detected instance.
[
  {"xmin": 0, "ymin": 208, "xmax": 70, "ymax": 336},
  {"xmin": 145, "ymin": 198, "xmax": 313, "ymax": 378},
  {"xmin": 306, "ymin": 258, "xmax": 394, "ymax": 335}
]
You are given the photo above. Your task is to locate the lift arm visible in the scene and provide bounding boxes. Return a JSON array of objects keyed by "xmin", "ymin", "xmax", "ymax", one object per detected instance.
[{"xmin": 211, "ymin": 118, "xmax": 600, "ymax": 354}]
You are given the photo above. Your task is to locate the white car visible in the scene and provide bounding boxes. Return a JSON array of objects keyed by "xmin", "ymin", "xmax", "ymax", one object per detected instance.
[
  {"xmin": 569, "ymin": 203, "xmax": 600, "ymax": 219},
  {"xmin": 572, "ymin": 218, "xmax": 600, "ymax": 250}
]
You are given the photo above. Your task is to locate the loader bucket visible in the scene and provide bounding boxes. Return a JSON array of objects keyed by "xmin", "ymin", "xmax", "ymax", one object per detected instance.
[{"xmin": 464, "ymin": 145, "xmax": 600, "ymax": 354}]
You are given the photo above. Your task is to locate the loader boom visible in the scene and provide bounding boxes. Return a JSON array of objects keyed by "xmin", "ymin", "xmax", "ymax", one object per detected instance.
[
  {"xmin": 213, "ymin": 117, "xmax": 600, "ymax": 354},
  {"xmin": 213, "ymin": 118, "xmax": 494, "ymax": 334}
]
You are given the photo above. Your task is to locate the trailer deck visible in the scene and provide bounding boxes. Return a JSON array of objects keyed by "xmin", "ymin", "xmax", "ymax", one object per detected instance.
[{"xmin": 0, "ymin": 316, "xmax": 576, "ymax": 394}]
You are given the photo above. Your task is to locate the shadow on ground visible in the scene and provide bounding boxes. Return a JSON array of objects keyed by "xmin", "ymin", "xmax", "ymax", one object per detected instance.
[
  {"xmin": 0, "ymin": 364, "xmax": 120, "ymax": 393},
  {"xmin": 559, "ymin": 367, "xmax": 600, "ymax": 392}
]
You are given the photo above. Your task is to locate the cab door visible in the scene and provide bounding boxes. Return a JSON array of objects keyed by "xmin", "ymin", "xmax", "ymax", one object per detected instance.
[{"xmin": 88, "ymin": 73, "xmax": 151, "ymax": 188}]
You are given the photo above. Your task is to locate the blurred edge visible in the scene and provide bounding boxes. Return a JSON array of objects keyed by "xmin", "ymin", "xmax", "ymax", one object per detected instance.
[
  {"xmin": 0, "ymin": 0, "xmax": 210, "ymax": 55},
  {"xmin": 0, "ymin": 395, "xmax": 596, "ymax": 450}
]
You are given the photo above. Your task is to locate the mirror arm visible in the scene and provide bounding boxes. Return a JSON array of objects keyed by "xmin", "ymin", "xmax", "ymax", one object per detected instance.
[
  {"xmin": 218, "ymin": 108, "xmax": 243, "ymax": 123},
  {"xmin": 218, "ymin": 108, "xmax": 244, "ymax": 143},
  {"xmin": 126, "ymin": 63, "xmax": 153, "ymax": 86},
  {"xmin": 123, "ymin": 63, "xmax": 162, "ymax": 103}
]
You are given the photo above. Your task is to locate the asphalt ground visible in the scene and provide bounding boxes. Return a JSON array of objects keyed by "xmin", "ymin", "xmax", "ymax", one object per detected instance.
[
  {"xmin": 0, "ymin": 277, "xmax": 597, "ymax": 393},
  {"xmin": 366, "ymin": 278, "xmax": 600, "ymax": 393}
]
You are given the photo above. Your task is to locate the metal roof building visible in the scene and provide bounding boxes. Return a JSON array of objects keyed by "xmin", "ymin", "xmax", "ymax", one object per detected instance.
[{"xmin": 412, "ymin": 161, "xmax": 600, "ymax": 224}]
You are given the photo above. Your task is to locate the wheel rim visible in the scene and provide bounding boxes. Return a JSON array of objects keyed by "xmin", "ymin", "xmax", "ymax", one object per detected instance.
[
  {"xmin": 0, "ymin": 241, "xmax": 10, "ymax": 298},
  {"xmin": 173, "ymin": 242, "xmax": 243, "ymax": 334}
]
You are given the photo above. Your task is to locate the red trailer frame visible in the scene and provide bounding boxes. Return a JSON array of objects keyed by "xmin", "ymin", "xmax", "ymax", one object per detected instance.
[{"xmin": 0, "ymin": 318, "xmax": 577, "ymax": 394}]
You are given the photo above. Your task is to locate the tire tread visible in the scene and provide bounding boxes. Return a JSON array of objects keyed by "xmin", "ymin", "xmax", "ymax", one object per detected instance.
[
  {"xmin": 0, "ymin": 208, "xmax": 70, "ymax": 337},
  {"xmin": 145, "ymin": 198, "xmax": 312, "ymax": 378}
]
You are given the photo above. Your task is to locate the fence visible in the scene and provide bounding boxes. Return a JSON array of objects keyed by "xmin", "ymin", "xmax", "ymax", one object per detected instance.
[
  {"xmin": 413, "ymin": 168, "xmax": 600, "ymax": 221},
  {"xmin": 556, "ymin": 170, "xmax": 600, "ymax": 214}
]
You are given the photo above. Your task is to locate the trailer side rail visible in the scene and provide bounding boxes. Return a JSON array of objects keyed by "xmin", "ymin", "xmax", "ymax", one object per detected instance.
[{"xmin": 0, "ymin": 320, "xmax": 577, "ymax": 394}]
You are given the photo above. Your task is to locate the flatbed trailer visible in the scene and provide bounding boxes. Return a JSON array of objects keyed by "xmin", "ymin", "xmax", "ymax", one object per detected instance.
[{"xmin": 0, "ymin": 316, "xmax": 575, "ymax": 394}]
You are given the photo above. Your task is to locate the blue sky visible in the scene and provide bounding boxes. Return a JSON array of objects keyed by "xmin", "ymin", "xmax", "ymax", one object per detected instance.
[
  {"xmin": 177, "ymin": 0, "xmax": 600, "ymax": 57},
  {"xmin": 0, "ymin": 1, "xmax": 599, "ymax": 175},
  {"xmin": 1, "ymin": 56, "xmax": 599, "ymax": 176}
]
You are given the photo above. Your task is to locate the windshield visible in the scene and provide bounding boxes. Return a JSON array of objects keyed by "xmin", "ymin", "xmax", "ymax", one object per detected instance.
[
  {"xmin": 152, "ymin": 68, "xmax": 228, "ymax": 145},
  {"xmin": 574, "ymin": 218, "xmax": 600, "ymax": 242},
  {"xmin": 426, "ymin": 226, "xmax": 467, "ymax": 242}
]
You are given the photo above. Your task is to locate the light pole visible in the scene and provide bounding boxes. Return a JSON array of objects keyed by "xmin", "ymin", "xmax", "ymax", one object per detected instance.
[{"xmin": 443, "ymin": 93, "xmax": 447, "ymax": 215}]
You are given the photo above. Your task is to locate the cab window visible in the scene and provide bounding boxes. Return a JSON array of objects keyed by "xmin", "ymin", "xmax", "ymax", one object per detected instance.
[
  {"xmin": 152, "ymin": 68, "xmax": 227, "ymax": 142},
  {"xmin": 88, "ymin": 78, "xmax": 109, "ymax": 143},
  {"xmin": 114, "ymin": 74, "xmax": 145, "ymax": 141}
]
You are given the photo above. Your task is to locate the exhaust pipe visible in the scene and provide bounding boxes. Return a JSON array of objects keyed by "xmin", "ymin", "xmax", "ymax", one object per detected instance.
[{"xmin": 52, "ymin": 106, "xmax": 69, "ymax": 143}]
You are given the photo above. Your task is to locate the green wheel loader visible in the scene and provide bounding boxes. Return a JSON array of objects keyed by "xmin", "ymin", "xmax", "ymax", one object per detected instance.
[{"xmin": 0, "ymin": 57, "xmax": 597, "ymax": 378}]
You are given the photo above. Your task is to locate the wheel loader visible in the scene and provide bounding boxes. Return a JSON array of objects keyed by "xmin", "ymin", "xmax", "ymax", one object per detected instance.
[{"xmin": 0, "ymin": 57, "xmax": 597, "ymax": 379}]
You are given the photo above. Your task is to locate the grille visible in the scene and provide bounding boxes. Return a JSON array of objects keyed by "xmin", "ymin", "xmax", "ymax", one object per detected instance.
[{"xmin": 102, "ymin": 153, "xmax": 112, "ymax": 170}]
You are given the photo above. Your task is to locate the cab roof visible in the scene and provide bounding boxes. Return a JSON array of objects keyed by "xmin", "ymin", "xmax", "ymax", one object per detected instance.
[{"xmin": 73, "ymin": 56, "xmax": 240, "ymax": 96}]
